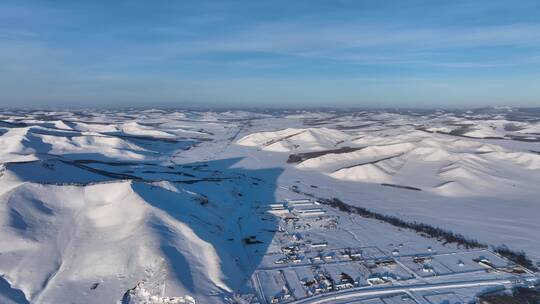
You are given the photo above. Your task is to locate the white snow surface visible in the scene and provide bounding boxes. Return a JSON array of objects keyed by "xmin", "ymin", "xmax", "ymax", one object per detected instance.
[{"xmin": 0, "ymin": 108, "xmax": 539, "ymax": 303}]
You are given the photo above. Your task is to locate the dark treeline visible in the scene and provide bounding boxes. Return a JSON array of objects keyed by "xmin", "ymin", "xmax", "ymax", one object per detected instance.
[
  {"xmin": 493, "ymin": 245, "xmax": 538, "ymax": 272},
  {"xmin": 319, "ymin": 197, "xmax": 485, "ymax": 248},
  {"xmin": 287, "ymin": 146, "xmax": 364, "ymax": 164},
  {"xmin": 479, "ymin": 286, "xmax": 540, "ymax": 304},
  {"xmin": 315, "ymin": 197, "xmax": 538, "ymax": 271}
]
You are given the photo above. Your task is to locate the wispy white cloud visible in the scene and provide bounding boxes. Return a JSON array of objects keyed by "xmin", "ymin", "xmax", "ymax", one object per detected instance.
[
  {"xmin": 1, "ymin": 0, "xmax": 539, "ymax": 107},
  {"xmin": 157, "ymin": 23, "xmax": 540, "ymax": 64}
]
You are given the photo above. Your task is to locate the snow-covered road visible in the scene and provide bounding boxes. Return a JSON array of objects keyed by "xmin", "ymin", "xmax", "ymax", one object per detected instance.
[{"xmin": 292, "ymin": 276, "xmax": 532, "ymax": 303}]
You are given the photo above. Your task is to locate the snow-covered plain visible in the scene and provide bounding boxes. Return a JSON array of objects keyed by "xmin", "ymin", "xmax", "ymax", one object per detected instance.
[{"xmin": 0, "ymin": 108, "xmax": 538, "ymax": 303}]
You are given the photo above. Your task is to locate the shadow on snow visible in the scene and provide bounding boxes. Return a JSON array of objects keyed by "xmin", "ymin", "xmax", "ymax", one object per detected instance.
[{"xmin": 132, "ymin": 157, "xmax": 284, "ymax": 297}]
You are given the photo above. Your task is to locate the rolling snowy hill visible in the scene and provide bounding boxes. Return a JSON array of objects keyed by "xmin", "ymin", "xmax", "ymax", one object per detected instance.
[{"xmin": 0, "ymin": 108, "xmax": 539, "ymax": 303}]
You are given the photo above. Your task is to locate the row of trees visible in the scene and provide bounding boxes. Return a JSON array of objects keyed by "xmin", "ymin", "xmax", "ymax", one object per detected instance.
[{"xmin": 317, "ymin": 197, "xmax": 538, "ymax": 271}]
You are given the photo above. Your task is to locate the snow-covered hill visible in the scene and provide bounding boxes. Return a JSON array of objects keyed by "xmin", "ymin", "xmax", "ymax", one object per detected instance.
[
  {"xmin": 0, "ymin": 181, "xmax": 235, "ymax": 303},
  {"xmin": 0, "ymin": 108, "xmax": 539, "ymax": 303},
  {"xmin": 238, "ymin": 122, "xmax": 540, "ymax": 197}
]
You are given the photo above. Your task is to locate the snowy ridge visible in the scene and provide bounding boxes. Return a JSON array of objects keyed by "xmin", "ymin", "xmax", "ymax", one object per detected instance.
[
  {"xmin": 239, "ymin": 126, "xmax": 540, "ymax": 197},
  {"xmin": 0, "ymin": 180, "xmax": 237, "ymax": 303},
  {"xmin": 237, "ymin": 128, "xmax": 349, "ymax": 152}
]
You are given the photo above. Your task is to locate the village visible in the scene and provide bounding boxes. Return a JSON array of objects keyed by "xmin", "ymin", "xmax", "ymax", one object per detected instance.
[{"xmin": 247, "ymin": 198, "xmax": 538, "ymax": 304}]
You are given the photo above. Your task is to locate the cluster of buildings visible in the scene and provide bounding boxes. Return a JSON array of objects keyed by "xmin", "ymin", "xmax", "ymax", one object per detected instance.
[
  {"xmin": 264, "ymin": 199, "xmax": 327, "ymax": 218},
  {"xmin": 301, "ymin": 269, "xmax": 334, "ymax": 295},
  {"xmin": 253, "ymin": 197, "xmax": 536, "ymax": 304},
  {"xmin": 276, "ymin": 245, "xmax": 303, "ymax": 264}
]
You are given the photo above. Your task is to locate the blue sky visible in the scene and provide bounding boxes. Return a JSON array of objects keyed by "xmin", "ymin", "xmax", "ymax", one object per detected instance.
[{"xmin": 1, "ymin": 0, "xmax": 540, "ymax": 108}]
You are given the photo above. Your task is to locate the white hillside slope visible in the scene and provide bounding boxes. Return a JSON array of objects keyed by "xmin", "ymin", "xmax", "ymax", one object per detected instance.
[
  {"xmin": 241, "ymin": 127, "xmax": 540, "ymax": 196},
  {"xmin": 119, "ymin": 122, "xmax": 177, "ymax": 139},
  {"xmin": 0, "ymin": 181, "xmax": 235, "ymax": 304},
  {"xmin": 0, "ymin": 128, "xmax": 42, "ymax": 163},
  {"xmin": 0, "ymin": 126, "xmax": 150, "ymax": 162},
  {"xmin": 330, "ymin": 154, "xmax": 407, "ymax": 183},
  {"xmin": 236, "ymin": 127, "xmax": 348, "ymax": 152}
]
